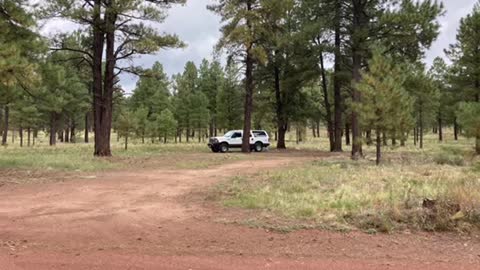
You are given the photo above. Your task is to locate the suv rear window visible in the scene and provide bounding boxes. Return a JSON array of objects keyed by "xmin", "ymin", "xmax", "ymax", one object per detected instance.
[{"xmin": 253, "ymin": 131, "xmax": 267, "ymax": 137}]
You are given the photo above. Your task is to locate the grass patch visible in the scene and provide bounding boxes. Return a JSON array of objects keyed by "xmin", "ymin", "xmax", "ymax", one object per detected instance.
[
  {"xmin": 433, "ymin": 152, "xmax": 465, "ymax": 166},
  {"xmin": 219, "ymin": 159, "xmax": 480, "ymax": 233},
  {"xmin": 0, "ymin": 144, "xmax": 116, "ymax": 171},
  {"xmin": 0, "ymin": 141, "xmax": 209, "ymax": 171}
]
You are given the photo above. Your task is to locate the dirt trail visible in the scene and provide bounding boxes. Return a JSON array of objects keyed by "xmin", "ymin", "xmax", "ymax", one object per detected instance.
[{"xmin": 0, "ymin": 154, "xmax": 479, "ymax": 270}]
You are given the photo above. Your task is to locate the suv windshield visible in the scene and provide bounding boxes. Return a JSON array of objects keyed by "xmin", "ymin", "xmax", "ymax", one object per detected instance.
[{"xmin": 224, "ymin": 131, "xmax": 235, "ymax": 137}]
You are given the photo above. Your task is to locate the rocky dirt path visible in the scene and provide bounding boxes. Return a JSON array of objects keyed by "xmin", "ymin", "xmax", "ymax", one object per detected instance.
[{"xmin": 0, "ymin": 153, "xmax": 479, "ymax": 269}]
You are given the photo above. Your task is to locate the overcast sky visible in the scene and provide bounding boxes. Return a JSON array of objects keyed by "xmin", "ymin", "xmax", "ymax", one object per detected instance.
[{"xmin": 42, "ymin": 0, "xmax": 477, "ymax": 93}]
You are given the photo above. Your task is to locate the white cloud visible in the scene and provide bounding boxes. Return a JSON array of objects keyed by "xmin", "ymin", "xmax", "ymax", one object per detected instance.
[{"xmin": 424, "ymin": 0, "xmax": 476, "ymax": 65}]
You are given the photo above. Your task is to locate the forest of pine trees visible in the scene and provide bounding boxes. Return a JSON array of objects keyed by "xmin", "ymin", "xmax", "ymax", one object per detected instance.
[{"xmin": 1, "ymin": 0, "xmax": 479, "ymax": 164}]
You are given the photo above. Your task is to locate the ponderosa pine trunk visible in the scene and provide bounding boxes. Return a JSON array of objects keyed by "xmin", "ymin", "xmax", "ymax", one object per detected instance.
[
  {"xmin": 27, "ymin": 128, "xmax": 31, "ymax": 147},
  {"xmin": 84, "ymin": 113, "xmax": 89, "ymax": 143},
  {"xmin": 64, "ymin": 127, "xmax": 69, "ymax": 143},
  {"xmin": 345, "ymin": 123, "xmax": 351, "ymax": 146},
  {"xmin": 274, "ymin": 63, "xmax": 287, "ymax": 149},
  {"xmin": 351, "ymin": 0, "xmax": 364, "ymax": 160},
  {"xmin": 70, "ymin": 120, "xmax": 76, "ymax": 143},
  {"xmin": 241, "ymin": 0, "xmax": 254, "ymax": 154},
  {"xmin": 124, "ymin": 134, "xmax": 128, "ymax": 150},
  {"xmin": 376, "ymin": 129, "xmax": 381, "ymax": 166},
  {"xmin": 454, "ymin": 118, "xmax": 459, "ymax": 141},
  {"xmin": 333, "ymin": 0, "xmax": 343, "ymax": 152},
  {"xmin": 320, "ymin": 52, "xmax": 334, "ymax": 152},
  {"xmin": 366, "ymin": 130, "xmax": 372, "ymax": 145},
  {"xmin": 92, "ymin": 0, "xmax": 113, "ymax": 157},
  {"xmin": 49, "ymin": 112, "xmax": 57, "ymax": 146},
  {"xmin": 475, "ymin": 80, "xmax": 479, "ymax": 153},
  {"xmin": 419, "ymin": 106, "xmax": 424, "ymax": 149},
  {"xmin": 19, "ymin": 127, "xmax": 23, "ymax": 147},
  {"xmin": 1, "ymin": 105, "xmax": 8, "ymax": 146},
  {"xmin": 438, "ymin": 116, "xmax": 443, "ymax": 141},
  {"xmin": 414, "ymin": 127, "xmax": 417, "ymax": 146}
]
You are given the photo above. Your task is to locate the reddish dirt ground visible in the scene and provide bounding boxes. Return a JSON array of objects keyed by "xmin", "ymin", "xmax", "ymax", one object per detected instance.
[{"xmin": 0, "ymin": 153, "xmax": 479, "ymax": 269}]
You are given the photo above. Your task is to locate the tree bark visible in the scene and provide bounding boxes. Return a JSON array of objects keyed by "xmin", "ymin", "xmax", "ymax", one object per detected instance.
[
  {"xmin": 242, "ymin": 0, "xmax": 254, "ymax": 153},
  {"xmin": 454, "ymin": 117, "xmax": 458, "ymax": 141},
  {"xmin": 274, "ymin": 62, "xmax": 287, "ymax": 149},
  {"xmin": 419, "ymin": 106, "xmax": 424, "ymax": 149},
  {"xmin": 19, "ymin": 127, "xmax": 23, "ymax": 147},
  {"xmin": 414, "ymin": 127, "xmax": 417, "ymax": 146},
  {"xmin": 366, "ymin": 130, "xmax": 372, "ymax": 145},
  {"xmin": 376, "ymin": 129, "xmax": 381, "ymax": 166},
  {"xmin": 438, "ymin": 116, "xmax": 443, "ymax": 141},
  {"xmin": 27, "ymin": 128, "xmax": 31, "ymax": 147},
  {"xmin": 1, "ymin": 105, "xmax": 8, "ymax": 146},
  {"xmin": 50, "ymin": 113, "xmax": 57, "ymax": 146},
  {"xmin": 70, "ymin": 119, "xmax": 76, "ymax": 143},
  {"xmin": 124, "ymin": 134, "xmax": 128, "ymax": 150},
  {"xmin": 345, "ymin": 123, "xmax": 351, "ymax": 146},
  {"xmin": 320, "ymin": 52, "xmax": 334, "ymax": 152},
  {"xmin": 475, "ymin": 79, "xmax": 479, "ymax": 152},
  {"xmin": 64, "ymin": 127, "xmax": 70, "ymax": 143},
  {"xmin": 333, "ymin": 0, "xmax": 343, "ymax": 152},
  {"xmin": 351, "ymin": 0, "xmax": 364, "ymax": 160},
  {"xmin": 84, "ymin": 112, "xmax": 89, "ymax": 143},
  {"xmin": 92, "ymin": 0, "xmax": 112, "ymax": 157}
]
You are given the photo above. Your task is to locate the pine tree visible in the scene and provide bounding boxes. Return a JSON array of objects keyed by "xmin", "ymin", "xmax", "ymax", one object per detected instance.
[
  {"xmin": 130, "ymin": 62, "xmax": 171, "ymax": 119},
  {"xmin": 429, "ymin": 57, "xmax": 451, "ymax": 142},
  {"xmin": 404, "ymin": 64, "xmax": 440, "ymax": 149},
  {"xmin": 446, "ymin": 2, "xmax": 480, "ymax": 150},
  {"xmin": 216, "ymin": 64, "xmax": 243, "ymax": 131},
  {"xmin": 457, "ymin": 103, "xmax": 480, "ymax": 154},
  {"xmin": 189, "ymin": 92, "xmax": 210, "ymax": 143},
  {"xmin": 209, "ymin": 0, "xmax": 267, "ymax": 152},
  {"xmin": 42, "ymin": 0, "xmax": 185, "ymax": 156},
  {"xmin": 174, "ymin": 61, "xmax": 199, "ymax": 142},
  {"xmin": 116, "ymin": 110, "xmax": 135, "ymax": 150},
  {"xmin": 133, "ymin": 107, "xmax": 149, "ymax": 144},
  {"xmin": 198, "ymin": 59, "xmax": 224, "ymax": 137},
  {"xmin": 157, "ymin": 109, "xmax": 178, "ymax": 143},
  {"xmin": 354, "ymin": 49, "xmax": 413, "ymax": 165}
]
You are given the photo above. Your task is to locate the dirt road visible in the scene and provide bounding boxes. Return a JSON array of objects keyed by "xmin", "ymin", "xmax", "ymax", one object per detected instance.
[{"xmin": 0, "ymin": 153, "xmax": 479, "ymax": 269}]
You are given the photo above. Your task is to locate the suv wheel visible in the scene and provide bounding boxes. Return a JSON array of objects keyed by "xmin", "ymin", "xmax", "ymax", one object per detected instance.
[
  {"xmin": 254, "ymin": 142, "xmax": 263, "ymax": 152},
  {"xmin": 220, "ymin": 143, "xmax": 229, "ymax": 153}
]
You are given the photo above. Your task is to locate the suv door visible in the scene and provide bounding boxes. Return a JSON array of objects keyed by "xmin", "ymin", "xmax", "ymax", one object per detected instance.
[{"xmin": 229, "ymin": 132, "xmax": 243, "ymax": 146}]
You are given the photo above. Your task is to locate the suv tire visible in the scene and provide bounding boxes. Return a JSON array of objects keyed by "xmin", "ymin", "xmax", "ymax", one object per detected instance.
[
  {"xmin": 254, "ymin": 142, "xmax": 263, "ymax": 152},
  {"xmin": 220, "ymin": 143, "xmax": 229, "ymax": 153}
]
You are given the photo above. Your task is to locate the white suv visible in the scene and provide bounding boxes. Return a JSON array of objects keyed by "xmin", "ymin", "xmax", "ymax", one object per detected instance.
[{"xmin": 208, "ymin": 130, "xmax": 270, "ymax": 153}]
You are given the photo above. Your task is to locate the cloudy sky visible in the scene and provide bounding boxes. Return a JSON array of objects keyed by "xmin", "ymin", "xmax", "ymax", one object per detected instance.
[{"xmin": 43, "ymin": 0, "xmax": 477, "ymax": 93}]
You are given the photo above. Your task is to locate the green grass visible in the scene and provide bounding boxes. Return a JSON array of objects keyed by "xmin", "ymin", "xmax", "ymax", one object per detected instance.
[
  {"xmin": 0, "ymin": 144, "xmax": 116, "ymax": 171},
  {"xmin": 0, "ymin": 136, "xmax": 210, "ymax": 171},
  {"xmin": 217, "ymin": 134, "xmax": 480, "ymax": 233}
]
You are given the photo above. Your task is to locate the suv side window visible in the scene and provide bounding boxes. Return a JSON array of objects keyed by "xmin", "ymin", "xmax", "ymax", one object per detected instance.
[
  {"xmin": 253, "ymin": 131, "xmax": 267, "ymax": 137},
  {"xmin": 231, "ymin": 132, "xmax": 242, "ymax": 138}
]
